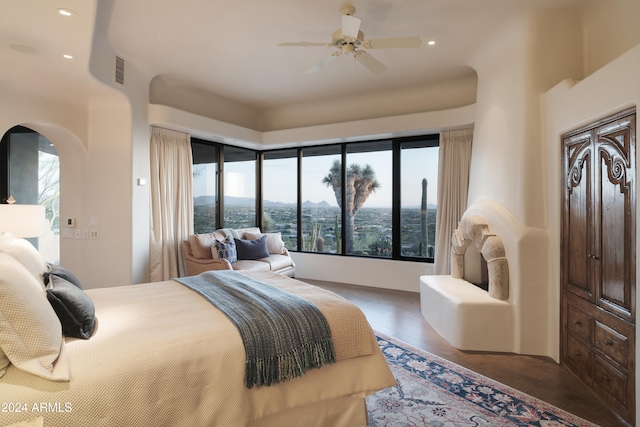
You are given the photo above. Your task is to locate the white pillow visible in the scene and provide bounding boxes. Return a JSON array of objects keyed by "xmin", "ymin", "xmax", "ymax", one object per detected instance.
[
  {"xmin": 244, "ymin": 231, "xmax": 285, "ymax": 254},
  {"xmin": 233, "ymin": 227, "xmax": 261, "ymax": 239},
  {"xmin": 189, "ymin": 233, "xmax": 219, "ymax": 259},
  {"xmin": 0, "ymin": 252, "xmax": 68, "ymax": 381},
  {"xmin": 0, "ymin": 232, "xmax": 46, "ymax": 290}
]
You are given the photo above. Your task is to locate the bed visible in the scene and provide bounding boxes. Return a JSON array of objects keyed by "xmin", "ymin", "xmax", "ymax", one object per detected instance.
[{"xmin": 0, "ymin": 234, "xmax": 396, "ymax": 427}]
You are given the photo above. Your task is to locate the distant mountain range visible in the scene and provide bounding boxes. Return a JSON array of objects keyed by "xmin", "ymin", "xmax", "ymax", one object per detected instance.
[
  {"xmin": 194, "ymin": 196, "xmax": 436, "ymax": 209},
  {"xmin": 194, "ymin": 196, "xmax": 335, "ymax": 208}
]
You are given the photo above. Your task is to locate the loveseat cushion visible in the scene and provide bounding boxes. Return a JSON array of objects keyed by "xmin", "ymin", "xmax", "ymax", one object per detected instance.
[
  {"xmin": 258, "ymin": 254, "xmax": 294, "ymax": 271},
  {"xmin": 231, "ymin": 260, "xmax": 270, "ymax": 271}
]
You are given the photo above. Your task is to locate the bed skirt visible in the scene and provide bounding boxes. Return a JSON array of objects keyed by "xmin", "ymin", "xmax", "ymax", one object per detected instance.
[{"xmin": 247, "ymin": 395, "xmax": 367, "ymax": 427}]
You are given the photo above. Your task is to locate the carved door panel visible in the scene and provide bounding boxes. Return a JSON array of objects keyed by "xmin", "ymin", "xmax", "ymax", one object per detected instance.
[
  {"xmin": 595, "ymin": 118, "xmax": 636, "ymax": 322},
  {"xmin": 563, "ymin": 131, "xmax": 596, "ymax": 302}
]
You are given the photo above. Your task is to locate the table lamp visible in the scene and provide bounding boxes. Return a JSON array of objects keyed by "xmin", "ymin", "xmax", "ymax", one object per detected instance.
[{"xmin": 0, "ymin": 196, "xmax": 47, "ymax": 238}]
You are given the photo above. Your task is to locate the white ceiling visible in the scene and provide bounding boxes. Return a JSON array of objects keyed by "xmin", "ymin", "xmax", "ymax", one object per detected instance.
[{"xmin": 1, "ymin": 0, "xmax": 587, "ymax": 113}]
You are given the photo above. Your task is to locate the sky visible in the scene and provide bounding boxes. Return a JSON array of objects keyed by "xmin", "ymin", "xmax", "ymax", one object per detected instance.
[{"xmin": 194, "ymin": 146, "xmax": 439, "ymax": 208}]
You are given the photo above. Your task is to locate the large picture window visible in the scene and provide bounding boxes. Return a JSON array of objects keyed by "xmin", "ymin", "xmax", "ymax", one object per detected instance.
[{"xmin": 191, "ymin": 134, "xmax": 439, "ymax": 262}]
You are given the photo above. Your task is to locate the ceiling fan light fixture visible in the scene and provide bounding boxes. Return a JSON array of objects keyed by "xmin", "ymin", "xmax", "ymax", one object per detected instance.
[
  {"xmin": 341, "ymin": 44, "xmax": 356, "ymax": 55},
  {"xmin": 279, "ymin": 5, "xmax": 421, "ymax": 74}
]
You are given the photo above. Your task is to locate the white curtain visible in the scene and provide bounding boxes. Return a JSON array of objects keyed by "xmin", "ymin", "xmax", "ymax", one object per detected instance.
[
  {"xmin": 149, "ymin": 126, "xmax": 194, "ymax": 281},
  {"xmin": 434, "ymin": 128, "xmax": 474, "ymax": 275}
]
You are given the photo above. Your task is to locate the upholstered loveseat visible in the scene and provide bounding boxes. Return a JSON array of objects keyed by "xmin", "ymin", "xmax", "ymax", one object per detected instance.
[{"xmin": 182, "ymin": 227, "xmax": 295, "ymax": 277}]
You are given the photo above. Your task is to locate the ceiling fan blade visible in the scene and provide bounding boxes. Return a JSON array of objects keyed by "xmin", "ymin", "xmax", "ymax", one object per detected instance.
[
  {"xmin": 341, "ymin": 14, "xmax": 361, "ymax": 39},
  {"xmin": 355, "ymin": 51, "xmax": 387, "ymax": 74},
  {"xmin": 278, "ymin": 42, "xmax": 328, "ymax": 47},
  {"xmin": 306, "ymin": 54, "xmax": 339, "ymax": 74},
  {"xmin": 365, "ymin": 36, "xmax": 422, "ymax": 49}
]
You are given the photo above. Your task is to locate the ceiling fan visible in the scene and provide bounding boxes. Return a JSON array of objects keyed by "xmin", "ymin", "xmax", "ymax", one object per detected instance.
[{"xmin": 278, "ymin": 5, "xmax": 422, "ymax": 74}]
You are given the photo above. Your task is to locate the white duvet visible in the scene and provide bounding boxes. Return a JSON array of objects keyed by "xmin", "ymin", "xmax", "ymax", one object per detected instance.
[{"xmin": 0, "ymin": 272, "xmax": 395, "ymax": 427}]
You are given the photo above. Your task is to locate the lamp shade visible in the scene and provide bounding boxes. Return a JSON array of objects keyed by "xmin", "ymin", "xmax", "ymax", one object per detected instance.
[{"xmin": 0, "ymin": 204, "xmax": 47, "ymax": 238}]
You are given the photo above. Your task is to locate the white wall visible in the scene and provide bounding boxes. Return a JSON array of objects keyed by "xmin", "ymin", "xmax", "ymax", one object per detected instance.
[
  {"xmin": 292, "ymin": 252, "xmax": 433, "ymax": 293},
  {"xmin": 467, "ymin": 9, "xmax": 584, "ymax": 227},
  {"xmin": 459, "ymin": 9, "xmax": 585, "ymax": 359}
]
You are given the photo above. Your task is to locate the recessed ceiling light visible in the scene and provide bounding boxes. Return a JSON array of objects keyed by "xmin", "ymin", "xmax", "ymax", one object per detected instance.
[
  {"xmin": 63, "ymin": 54, "xmax": 74, "ymax": 59},
  {"xmin": 428, "ymin": 40, "xmax": 436, "ymax": 46},
  {"xmin": 57, "ymin": 8, "xmax": 78, "ymax": 17},
  {"xmin": 9, "ymin": 44, "xmax": 38, "ymax": 54}
]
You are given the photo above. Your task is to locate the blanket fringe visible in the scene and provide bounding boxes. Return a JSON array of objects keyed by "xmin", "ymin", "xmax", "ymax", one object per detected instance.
[{"xmin": 246, "ymin": 338, "xmax": 336, "ymax": 388}]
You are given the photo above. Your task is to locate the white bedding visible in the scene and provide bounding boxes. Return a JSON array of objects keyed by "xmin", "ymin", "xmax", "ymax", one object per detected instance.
[{"xmin": 0, "ymin": 272, "xmax": 395, "ymax": 427}]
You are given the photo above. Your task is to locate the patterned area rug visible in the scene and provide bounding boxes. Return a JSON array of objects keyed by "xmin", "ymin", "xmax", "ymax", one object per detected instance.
[{"xmin": 367, "ymin": 333, "xmax": 598, "ymax": 427}]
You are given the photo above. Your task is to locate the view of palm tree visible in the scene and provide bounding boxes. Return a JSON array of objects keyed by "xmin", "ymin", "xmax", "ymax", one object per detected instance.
[{"xmin": 322, "ymin": 160, "xmax": 380, "ymax": 254}]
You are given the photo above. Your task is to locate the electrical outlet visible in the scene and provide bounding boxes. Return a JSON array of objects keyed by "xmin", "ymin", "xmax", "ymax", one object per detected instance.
[{"xmin": 89, "ymin": 229, "xmax": 99, "ymax": 240}]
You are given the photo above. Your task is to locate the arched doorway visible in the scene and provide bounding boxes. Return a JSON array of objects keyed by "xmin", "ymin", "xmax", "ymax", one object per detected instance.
[{"xmin": 1, "ymin": 126, "xmax": 60, "ymax": 263}]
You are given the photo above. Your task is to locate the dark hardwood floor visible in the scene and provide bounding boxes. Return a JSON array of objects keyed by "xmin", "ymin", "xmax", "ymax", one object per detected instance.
[{"xmin": 300, "ymin": 278, "xmax": 626, "ymax": 427}]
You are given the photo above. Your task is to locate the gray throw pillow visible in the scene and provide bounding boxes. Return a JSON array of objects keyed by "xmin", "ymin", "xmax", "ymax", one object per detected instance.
[
  {"xmin": 44, "ymin": 263, "xmax": 84, "ymax": 289},
  {"xmin": 46, "ymin": 275, "xmax": 95, "ymax": 339},
  {"xmin": 234, "ymin": 236, "xmax": 269, "ymax": 260}
]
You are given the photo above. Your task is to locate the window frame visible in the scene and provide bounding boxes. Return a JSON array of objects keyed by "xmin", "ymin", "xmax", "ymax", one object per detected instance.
[{"xmin": 191, "ymin": 133, "xmax": 439, "ymax": 263}]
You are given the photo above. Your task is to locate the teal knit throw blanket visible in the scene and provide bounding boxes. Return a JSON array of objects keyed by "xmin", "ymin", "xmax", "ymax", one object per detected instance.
[{"xmin": 175, "ymin": 271, "xmax": 336, "ymax": 388}]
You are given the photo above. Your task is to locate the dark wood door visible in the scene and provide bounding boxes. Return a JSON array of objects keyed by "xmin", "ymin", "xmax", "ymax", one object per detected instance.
[
  {"xmin": 595, "ymin": 117, "xmax": 636, "ymax": 322},
  {"xmin": 561, "ymin": 109, "xmax": 636, "ymax": 426}
]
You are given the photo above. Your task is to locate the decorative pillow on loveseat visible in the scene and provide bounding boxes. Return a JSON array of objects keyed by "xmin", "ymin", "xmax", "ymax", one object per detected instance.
[
  {"xmin": 244, "ymin": 231, "xmax": 285, "ymax": 254},
  {"xmin": 234, "ymin": 236, "xmax": 269, "ymax": 260},
  {"xmin": 189, "ymin": 230, "xmax": 229, "ymax": 259},
  {"xmin": 211, "ymin": 236, "xmax": 237, "ymax": 263}
]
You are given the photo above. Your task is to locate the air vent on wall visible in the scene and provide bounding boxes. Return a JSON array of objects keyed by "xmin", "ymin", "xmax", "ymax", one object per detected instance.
[{"xmin": 115, "ymin": 56, "xmax": 125, "ymax": 85}]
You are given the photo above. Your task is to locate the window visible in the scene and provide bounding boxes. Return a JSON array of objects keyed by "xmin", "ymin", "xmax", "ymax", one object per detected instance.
[
  {"xmin": 190, "ymin": 133, "xmax": 439, "ymax": 262},
  {"xmin": 345, "ymin": 141, "xmax": 393, "ymax": 257},
  {"xmin": 301, "ymin": 145, "xmax": 341, "ymax": 253},
  {"xmin": 262, "ymin": 150, "xmax": 298, "ymax": 250},
  {"xmin": 191, "ymin": 140, "xmax": 219, "ymax": 233},
  {"xmin": 223, "ymin": 146, "xmax": 256, "ymax": 229},
  {"xmin": 400, "ymin": 139, "xmax": 439, "ymax": 259}
]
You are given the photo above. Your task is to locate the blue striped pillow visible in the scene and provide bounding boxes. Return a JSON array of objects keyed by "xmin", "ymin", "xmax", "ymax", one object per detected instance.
[{"xmin": 212, "ymin": 236, "xmax": 237, "ymax": 263}]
